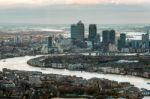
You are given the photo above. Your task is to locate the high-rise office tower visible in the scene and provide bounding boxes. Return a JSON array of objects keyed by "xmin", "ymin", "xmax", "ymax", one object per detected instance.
[
  {"xmin": 102, "ymin": 30, "xmax": 110, "ymax": 44},
  {"xmin": 110, "ymin": 30, "xmax": 116, "ymax": 44},
  {"xmin": 118, "ymin": 33, "xmax": 126, "ymax": 51},
  {"xmin": 142, "ymin": 31, "xmax": 149, "ymax": 48},
  {"xmin": 71, "ymin": 21, "xmax": 84, "ymax": 41},
  {"xmin": 88, "ymin": 24, "xmax": 97, "ymax": 42},
  {"xmin": 102, "ymin": 30, "xmax": 116, "ymax": 45},
  {"xmin": 71, "ymin": 24, "xmax": 77, "ymax": 40},
  {"xmin": 77, "ymin": 21, "xmax": 84, "ymax": 41},
  {"xmin": 47, "ymin": 36, "xmax": 53, "ymax": 48}
]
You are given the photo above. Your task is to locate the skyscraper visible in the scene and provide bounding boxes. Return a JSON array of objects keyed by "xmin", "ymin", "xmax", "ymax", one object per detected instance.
[
  {"xmin": 41, "ymin": 36, "xmax": 53, "ymax": 54},
  {"xmin": 71, "ymin": 21, "xmax": 84, "ymax": 41},
  {"xmin": 88, "ymin": 24, "xmax": 97, "ymax": 42},
  {"xmin": 142, "ymin": 31, "xmax": 149, "ymax": 48},
  {"xmin": 102, "ymin": 30, "xmax": 110, "ymax": 44},
  {"xmin": 102, "ymin": 30, "xmax": 116, "ymax": 45},
  {"xmin": 71, "ymin": 24, "xmax": 77, "ymax": 40},
  {"xmin": 110, "ymin": 30, "xmax": 116, "ymax": 44},
  {"xmin": 118, "ymin": 33, "xmax": 126, "ymax": 51},
  {"xmin": 47, "ymin": 36, "xmax": 52, "ymax": 48},
  {"xmin": 47, "ymin": 36, "xmax": 53, "ymax": 53}
]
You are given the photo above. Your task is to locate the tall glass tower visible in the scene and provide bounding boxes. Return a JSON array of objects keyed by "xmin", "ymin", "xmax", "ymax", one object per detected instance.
[
  {"xmin": 71, "ymin": 21, "xmax": 84, "ymax": 41},
  {"xmin": 88, "ymin": 24, "xmax": 97, "ymax": 42}
]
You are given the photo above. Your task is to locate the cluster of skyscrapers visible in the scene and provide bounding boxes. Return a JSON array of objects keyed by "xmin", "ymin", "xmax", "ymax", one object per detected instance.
[
  {"xmin": 70, "ymin": 21, "xmax": 150, "ymax": 53},
  {"xmin": 32, "ymin": 21, "xmax": 150, "ymax": 54},
  {"xmin": 71, "ymin": 21, "xmax": 116, "ymax": 51},
  {"xmin": 71, "ymin": 21, "xmax": 100, "ymax": 48},
  {"xmin": 71, "ymin": 21, "xmax": 99, "ymax": 42}
]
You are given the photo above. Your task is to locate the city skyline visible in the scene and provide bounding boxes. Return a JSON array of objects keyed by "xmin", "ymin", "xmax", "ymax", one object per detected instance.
[{"xmin": 0, "ymin": 0, "xmax": 150, "ymax": 24}]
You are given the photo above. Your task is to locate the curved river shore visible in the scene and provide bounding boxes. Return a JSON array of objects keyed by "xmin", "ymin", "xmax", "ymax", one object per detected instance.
[{"xmin": 0, "ymin": 56, "xmax": 150, "ymax": 91}]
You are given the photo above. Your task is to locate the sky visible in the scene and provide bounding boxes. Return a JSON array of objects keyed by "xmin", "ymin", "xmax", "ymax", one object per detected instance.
[{"xmin": 0, "ymin": 0, "xmax": 150, "ymax": 24}]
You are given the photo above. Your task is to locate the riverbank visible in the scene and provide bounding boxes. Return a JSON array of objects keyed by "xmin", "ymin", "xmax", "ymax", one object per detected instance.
[
  {"xmin": 0, "ymin": 55, "xmax": 150, "ymax": 98},
  {"xmin": 27, "ymin": 55, "xmax": 150, "ymax": 79}
]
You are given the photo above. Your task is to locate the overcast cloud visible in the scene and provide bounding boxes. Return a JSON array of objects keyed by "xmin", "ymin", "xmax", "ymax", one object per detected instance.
[
  {"xmin": 0, "ymin": 0, "xmax": 150, "ymax": 24},
  {"xmin": 0, "ymin": 0, "xmax": 150, "ymax": 7}
]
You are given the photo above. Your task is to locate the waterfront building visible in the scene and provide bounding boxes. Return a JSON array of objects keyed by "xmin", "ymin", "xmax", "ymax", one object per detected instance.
[
  {"xmin": 71, "ymin": 21, "xmax": 84, "ymax": 41},
  {"xmin": 118, "ymin": 33, "xmax": 126, "ymax": 51}
]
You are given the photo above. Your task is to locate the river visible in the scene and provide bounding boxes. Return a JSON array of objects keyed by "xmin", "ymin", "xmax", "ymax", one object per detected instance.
[{"xmin": 0, "ymin": 56, "xmax": 150, "ymax": 98}]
